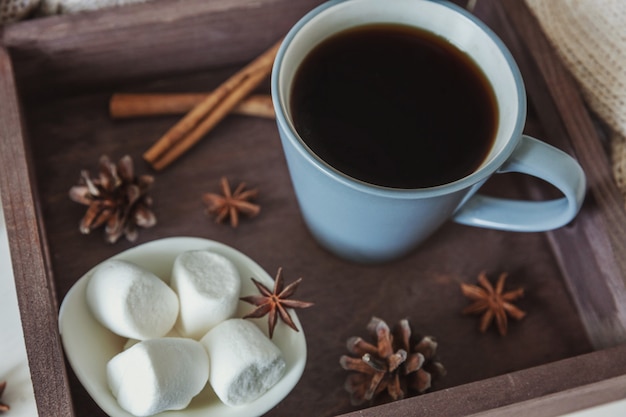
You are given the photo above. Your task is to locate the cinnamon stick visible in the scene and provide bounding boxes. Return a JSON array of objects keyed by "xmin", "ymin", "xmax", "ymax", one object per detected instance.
[
  {"xmin": 110, "ymin": 93, "xmax": 275, "ymax": 119},
  {"xmin": 143, "ymin": 38, "xmax": 283, "ymax": 171}
]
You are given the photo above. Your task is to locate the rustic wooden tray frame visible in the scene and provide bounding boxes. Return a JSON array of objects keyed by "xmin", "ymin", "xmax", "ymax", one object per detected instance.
[{"xmin": 2, "ymin": 0, "xmax": 626, "ymax": 416}]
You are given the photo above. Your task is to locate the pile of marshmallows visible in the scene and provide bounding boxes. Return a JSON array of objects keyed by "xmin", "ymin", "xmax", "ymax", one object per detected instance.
[{"xmin": 86, "ymin": 250, "xmax": 286, "ymax": 416}]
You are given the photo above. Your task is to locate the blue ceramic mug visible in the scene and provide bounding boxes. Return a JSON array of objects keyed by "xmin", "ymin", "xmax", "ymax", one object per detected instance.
[{"xmin": 271, "ymin": 0, "xmax": 586, "ymax": 263}]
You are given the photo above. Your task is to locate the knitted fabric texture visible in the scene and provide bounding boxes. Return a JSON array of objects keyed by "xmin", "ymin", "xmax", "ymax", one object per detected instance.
[
  {"xmin": 39, "ymin": 0, "xmax": 147, "ymax": 15},
  {"xmin": 0, "ymin": 0, "xmax": 39, "ymax": 24},
  {"xmin": 525, "ymin": 0, "xmax": 626, "ymax": 199}
]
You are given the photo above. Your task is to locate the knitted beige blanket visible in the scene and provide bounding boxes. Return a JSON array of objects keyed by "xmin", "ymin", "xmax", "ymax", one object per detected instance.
[
  {"xmin": 38, "ymin": 0, "xmax": 147, "ymax": 15},
  {"xmin": 0, "ymin": 0, "xmax": 146, "ymax": 23},
  {"xmin": 525, "ymin": 0, "xmax": 626, "ymax": 200},
  {"xmin": 0, "ymin": 0, "xmax": 39, "ymax": 23}
]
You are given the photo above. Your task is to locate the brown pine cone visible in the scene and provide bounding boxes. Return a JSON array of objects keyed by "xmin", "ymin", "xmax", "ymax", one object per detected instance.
[
  {"xmin": 69, "ymin": 155, "xmax": 156, "ymax": 243},
  {"xmin": 340, "ymin": 317, "xmax": 446, "ymax": 406}
]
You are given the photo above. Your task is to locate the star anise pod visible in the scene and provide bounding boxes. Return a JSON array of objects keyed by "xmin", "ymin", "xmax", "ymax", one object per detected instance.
[
  {"xmin": 0, "ymin": 381, "xmax": 9, "ymax": 412},
  {"xmin": 202, "ymin": 177, "xmax": 260, "ymax": 228},
  {"xmin": 240, "ymin": 267, "xmax": 314, "ymax": 338},
  {"xmin": 340, "ymin": 317, "xmax": 446, "ymax": 406},
  {"xmin": 461, "ymin": 271, "xmax": 526, "ymax": 336},
  {"xmin": 69, "ymin": 155, "xmax": 156, "ymax": 243}
]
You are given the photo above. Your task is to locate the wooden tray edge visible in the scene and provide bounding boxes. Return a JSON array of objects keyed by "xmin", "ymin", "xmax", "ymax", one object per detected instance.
[
  {"xmin": 0, "ymin": 45, "xmax": 73, "ymax": 416},
  {"xmin": 1, "ymin": 0, "xmax": 626, "ymax": 415},
  {"xmin": 497, "ymin": 0, "xmax": 626, "ymax": 349},
  {"xmin": 337, "ymin": 343, "xmax": 626, "ymax": 417}
]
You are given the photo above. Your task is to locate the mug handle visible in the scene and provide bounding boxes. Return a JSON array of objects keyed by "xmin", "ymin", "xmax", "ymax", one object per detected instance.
[{"xmin": 453, "ymin": 135, "xmax": 586, "ymax": 231}]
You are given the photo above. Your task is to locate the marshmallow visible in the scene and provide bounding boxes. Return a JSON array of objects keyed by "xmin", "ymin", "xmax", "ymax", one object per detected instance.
[
  {"xmin": 200, "ymin": 319, "xmax": 286, "ymax": 406},
  {"xmin": 170, "ymin": 250, "xmax": 241, "ymax": 339},
  {"xmin": 107, "ymin": 338, "xmax": 209, "ymax": 416},
  {"xmin": 86, "ymin": 259, "xmax": 179, "ymax": 340}
]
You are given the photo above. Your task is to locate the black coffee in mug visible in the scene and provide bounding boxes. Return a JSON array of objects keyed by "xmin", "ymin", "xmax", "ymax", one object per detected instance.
[{"xmin": 290, "ymin": 24, "xmax": 498, "ymax": 189}]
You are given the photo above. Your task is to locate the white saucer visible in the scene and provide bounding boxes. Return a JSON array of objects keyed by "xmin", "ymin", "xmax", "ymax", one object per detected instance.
[{"xmin": 59, "ymin": 237, "xmax": 307, "ymax": 417}]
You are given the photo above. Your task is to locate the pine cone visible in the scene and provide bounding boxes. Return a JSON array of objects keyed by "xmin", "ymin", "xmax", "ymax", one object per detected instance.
[
  {"xmin": 339, "ymin": 317, "xmax": 446, "ymax": 406},
  {"xmin": 69, "ymin": 155, "xmax": 156, "ymax": 243}
]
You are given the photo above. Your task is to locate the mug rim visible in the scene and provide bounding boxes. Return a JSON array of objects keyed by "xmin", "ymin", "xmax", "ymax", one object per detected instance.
[{"xmin": 271, "ymin": 0, "xmax": 527, "ymax": 199}]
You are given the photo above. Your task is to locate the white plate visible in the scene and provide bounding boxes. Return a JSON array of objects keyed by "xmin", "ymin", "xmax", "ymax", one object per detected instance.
[{"xmin": 59, "ymin": 237, "xmax": 307, "ymax": 417}]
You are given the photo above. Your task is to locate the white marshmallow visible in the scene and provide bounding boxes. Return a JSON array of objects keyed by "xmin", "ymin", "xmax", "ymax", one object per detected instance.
[
  {"xmin": 170, "ymin": 250, "xmax": 241, "ymax": 339},
  {"xmin": 107, "ymin": 338, "xmax": 209, "ymax": 416},
  {"xmin": 86, "ymin": 259, "xmax": 179, "ymax": 340},
  {"xmin": 200, "ymin": 319, "xmax": 286, "ymax": 406}
]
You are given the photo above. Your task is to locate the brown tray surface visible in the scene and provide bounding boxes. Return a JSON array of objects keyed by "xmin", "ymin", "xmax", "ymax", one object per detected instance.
[
  {"xmin": 3, "ymin": 0, "xmax": 626, "ymax": 416},
  {"xmin": 26, "ymin": 73, "xmax": 592, "ymax": 416}
]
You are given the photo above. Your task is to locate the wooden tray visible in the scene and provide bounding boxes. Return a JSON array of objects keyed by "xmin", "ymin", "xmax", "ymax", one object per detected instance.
[{"xmin": 2, "ymin": 0, "xmax": 626, "ymax": 415}]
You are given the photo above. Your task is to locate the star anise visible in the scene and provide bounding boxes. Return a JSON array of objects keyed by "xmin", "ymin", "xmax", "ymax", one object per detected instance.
[
  {"xmin": 240, "ymin": 267, "xmax": 314, "ymax": 338},
  {"xmin": 69, "ymin": 155, "xmax": 156, "ymax": 243},
  {"xmin": 202, "ymin": 177, "xmax": 260, "ymax": 227},
  {"xmin": 0, "ymin": 381, "xmax": 9, "ymax": 412},
  {"xmin": 461, "ymin": 271, "xmax": 526, "ymax": 336},
  {"xmin": 340, "ymin": 317, "xmax": 446, "ymax": 406}
]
